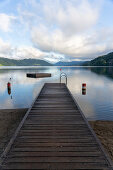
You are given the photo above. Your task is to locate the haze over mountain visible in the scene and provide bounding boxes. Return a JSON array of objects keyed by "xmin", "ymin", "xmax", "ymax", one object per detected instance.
[{"xmin": 55, "ymin": 61, "xmax": 85, "ymax": 66}]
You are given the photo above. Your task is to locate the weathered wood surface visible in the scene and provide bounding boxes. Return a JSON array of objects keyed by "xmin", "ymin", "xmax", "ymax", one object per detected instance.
[
  {"xmin": 26, "ymin": 73, "xmax": 51, "ymax": 78},
  {"xmin": 1, "ymin": 83, "xmax": 112, "ymax": 169}
]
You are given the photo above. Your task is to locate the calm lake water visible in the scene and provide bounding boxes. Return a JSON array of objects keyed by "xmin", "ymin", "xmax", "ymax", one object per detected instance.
[{"xmin": 0, "ymin": 66, "xmax": 113, "ymax": 120}]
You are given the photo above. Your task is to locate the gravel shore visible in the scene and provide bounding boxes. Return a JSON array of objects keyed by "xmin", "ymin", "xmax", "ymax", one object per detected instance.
[
  {"xmin": 89, "ymin": 121, "xmax": 113, "ymax": 162},
  {"xmin": 0, "ymin": 109, "xmax": 27, "ymax": 154}
]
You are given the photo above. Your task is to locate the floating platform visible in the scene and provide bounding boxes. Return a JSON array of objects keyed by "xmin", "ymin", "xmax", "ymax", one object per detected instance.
[
  {"xmin": 26, "ymin": 73, "xmax": 51, "ymax": 78},
  {"xmin": 0, "ymin": 83, "xmax": 112, "ymax": 169}
]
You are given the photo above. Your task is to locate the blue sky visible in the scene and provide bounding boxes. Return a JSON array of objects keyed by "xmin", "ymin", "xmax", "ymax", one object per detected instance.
[{"xmin": 0, "ymin": 0, "xmax": 113, "ymax": 62}]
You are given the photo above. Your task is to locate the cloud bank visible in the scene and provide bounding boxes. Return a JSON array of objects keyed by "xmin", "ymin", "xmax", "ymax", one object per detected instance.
[
  {"xmin": 0, "ymin": 0, "xmax": 113, "ymax": 62},
  {"xmin": 0, "ymin": 38, "xmax": 47, "ymax": 60}
]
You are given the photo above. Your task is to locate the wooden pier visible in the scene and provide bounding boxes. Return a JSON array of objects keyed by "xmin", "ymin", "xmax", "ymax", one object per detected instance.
[
  {"xmin": 26, "ymin": 73, "xmax": 51, "ymax": 78},
  {"xmin": 0, "ymin": 83, "xmax": 112, "ymax": 169}
]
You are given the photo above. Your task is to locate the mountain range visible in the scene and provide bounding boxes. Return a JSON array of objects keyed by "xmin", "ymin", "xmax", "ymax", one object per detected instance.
[
  {"xmin": 83, "ymin": 52, "xmax": 113, "ymax": 66},
  {"xmin": 0, "ymin": 52, "xmax": 113, "ymax": 66},
  {"xmin": 0, "ymin": 57, "xmax": 52, "ymax": 66},
  {"xmin": 55, "ymin": 61, "xmax": 84, "ymax": 66}
]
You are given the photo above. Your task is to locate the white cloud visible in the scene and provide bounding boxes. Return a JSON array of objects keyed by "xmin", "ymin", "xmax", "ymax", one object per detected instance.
[
  {"xmin": 0, "ymin": 37, "xmax": 47, "ymax": 60},
  {"xmin": 42, "ymin": 0, "xmax": 99, "ymax": 36},
  {"xmin": 11, "ymin": 46, "xmax": 47, "ymax": 60},
  {"xmin": 29, "ymin": 0, "xmax": 108, "ymax": 60},
  {"xmin": 19, "ymin": 0, "xmax": 100, "ymax": 35},
  {"xmin": 14, "ymin": 0, "xmax": 113, "ymax": 61},
  {"xmin": 32, "ymin": 24, "xmax": 113, "ymax": 60},
  {"xmin": 0, "ymin": 38, "xmax": 12, "ymax": 56},
  {"xmin": 0, "ymin": 13, "xmax": 16, "ymax": 32}
]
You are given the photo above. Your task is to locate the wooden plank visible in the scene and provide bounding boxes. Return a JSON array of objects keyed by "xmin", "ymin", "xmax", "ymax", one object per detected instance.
[
  {"xmin": 2, "ymin": 162, "xmax": 110, "ymax": 169},
  {"xmin": 14, "ymin": 138, "xmax": 96, "ymax": 143},
  {"xmin": 24, "ymin": 121, "xmax": 85, "ymax": 124},
  {"xmin": 22, "ymin": 126, "xmax": 88, "ymax": 130},
  {"xmin": 13, "ymin": 142, "xmax": 98, "ymax": 147},
  {"xmin": 30, "ymin": 109, "xmax": 77, "ymax": 112},
  {"xmin": 12, "ymin": 146, "xmax": 99, "ymax": 152},
  {"xmin": 26, "ymin": 118, "xmax": 84, "ymax": 121},
  {"xmin": 16, "ymin": 135, "xmax": 94, "ymax": 139},
  {"xmin": 20, "ymin": 130, "xmax": 90, "ymax": 134},
  {"xmin": 7, "ymin": 151, "xmax": 103, "ymax": 157},
  {"xmin": 17, "ymin": 132, "xmax": 93, "ymax": 137},
  {"xmin": 28, "ymin": 114, "xmax": 81, "ymax": 117},
  {"xmin": 5, "ymin": 157, "xmax": 107, "ymax": 163}
]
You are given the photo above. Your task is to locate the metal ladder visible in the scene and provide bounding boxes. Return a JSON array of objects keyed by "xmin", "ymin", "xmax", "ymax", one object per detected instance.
[{"xmin": 60, "ymin": 72, "xmax": 67, "ymax": 85}]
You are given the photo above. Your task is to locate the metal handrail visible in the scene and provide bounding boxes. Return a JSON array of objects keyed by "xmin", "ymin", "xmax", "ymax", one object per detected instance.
[
  {"xmin": 60, "ymin": 72, "xmax": 66, "ymax": 76},
  {"xmin": 60, "ymin": 72, "xmax": 67, "ymax": 85}
]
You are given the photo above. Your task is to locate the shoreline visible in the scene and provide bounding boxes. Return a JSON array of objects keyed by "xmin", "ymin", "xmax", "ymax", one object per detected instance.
[
  {"xmin": 89, "ymin": 121, "xmax": 113, "ymax": 162},
  {"xmin": 0, "ymin": 109, "xmax": 113, "ymax": 163},
  {"xmin": 0, "ymin": 109, "xmax": 28, "ymax": 154}
]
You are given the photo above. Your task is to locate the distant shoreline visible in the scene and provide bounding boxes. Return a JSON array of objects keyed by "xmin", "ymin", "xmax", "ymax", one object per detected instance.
[{"xmin": 0, "ymin": 65, "xmax": 113, "ymax": 70}]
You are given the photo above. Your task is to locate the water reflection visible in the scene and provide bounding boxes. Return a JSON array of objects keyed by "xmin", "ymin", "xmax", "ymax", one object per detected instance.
[
  {"xmin": 0, "ymin": 67, "xmax": 59, "ymax": 109},
  {"xmin": 89, "ymin": 67, "xmax": 113, "ymax": 80},
  {"xmin": 0, "ymin": 66, "xmax": 113, "ymax": 120}
]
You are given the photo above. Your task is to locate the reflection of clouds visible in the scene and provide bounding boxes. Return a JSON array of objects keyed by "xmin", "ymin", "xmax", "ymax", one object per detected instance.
[
  {"xmin": 32, "ymin": 81, "xmax": 44, "ymax": 99},
  {"xmin": 66, "ymin": 68, "xmax": 113, "ymax": 120},
  {"xmin": 67, "ymin": 69, "xmax": 113, "ymax": 93},
  {"xmin": 0, "ymin": 67, "xmax": 113, "ymax": 120},
  {"xmin": 0, "ymin": 83, "xmax": 7, "ymax": 94},
  {"xmin": 77, "ymin": 99, "xmax": 95, "ymax": 120},
  {"xmin": 0, "ymin": 67, "xmax": 59, "ymax": 109},
  {"xmin": 0, "ymin": 67, "xmax": 57, "ymax": 86}
]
